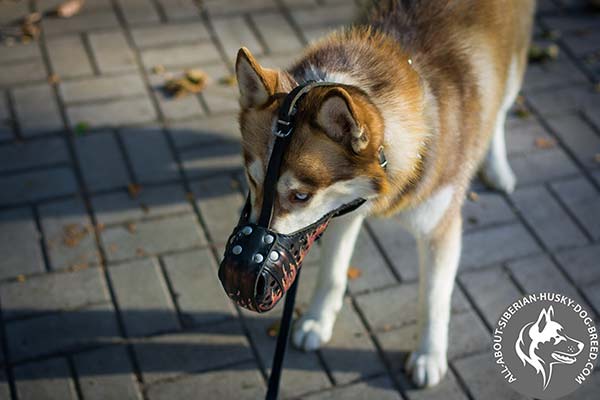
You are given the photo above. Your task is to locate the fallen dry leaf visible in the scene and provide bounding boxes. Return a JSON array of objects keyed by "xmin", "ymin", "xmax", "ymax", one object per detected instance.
[
  {"xmin": 70, "ymin": 262, "xmax": 88, "ymax": 272},
  {"xmin": 94, "ymin": 222, "xmax": 105, "ymax": 232},
  {"xmin": 594, "ymin": 153, "xmax": 600, "ymax": 164},
  {"xmin": 534, "ymin": 137, "xmax": 556, "ymax": 149},
  {"xmin": 467, "ymin": 216, "xmax": 478, "ymax": 225},
  {"xmin": 56, "ymin": 0, "xmax": 85, "ymax": 18},
  {"xmin": 347, "ymin": 266, "xmax": 362, "ymax": 280},
  {"xmin": 382, "ymin": 323, "xmax": 393, "ymax": 332},
  {"xmin": 151, "ymin": 65, "xmax": 166, "ymax": 74},
  {"xmin": 267, "ymin": 320, "xmax": 281, "ymax": 337},
  {"xmin": 128, "ymin": 183, "xmax": 142, "ymax": 199},
  {"xmin": 164, "ymin": 69, "xmax": 209, "ymax": 98},
  {"xmin": 136, "ymin": 248, "xmax": 146, "ymax": 257},
  {"xmin": 62, "ymin": 223, "xmax": 89, "ymax": 247},
  {"xmin": 126, "ymin": 222, "xmax": 137, "ymax": 234},
  {"xmin": 47, "ymin": 73, "xmax": 61, "ymax": 85},
  {"xmin": 468, "ymin": 191, "xmax": 479, "ymax": 202},
  {"xmin": 528, "ymin": 44, "xmax": 559, "ymax": 63},
  {"xmin": 140, "ymin": 203, "xmax": 150, "ymax": 213},
  {"xmin": 16, "ymin": 274, "xmax": 26, "ymax": 283}
]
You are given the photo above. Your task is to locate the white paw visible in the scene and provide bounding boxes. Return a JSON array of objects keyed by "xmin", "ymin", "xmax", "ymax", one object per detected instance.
[
  {"xmin": 292, "ymin": 316, "xmax": 334, "ymax": 351},
  {"xmin": 405, "ymin": 350, "xmax": 448, "ymax": 388},
  {"xmin": 480, "ymin": 162, "xmax": 516, "ymax": 194}
]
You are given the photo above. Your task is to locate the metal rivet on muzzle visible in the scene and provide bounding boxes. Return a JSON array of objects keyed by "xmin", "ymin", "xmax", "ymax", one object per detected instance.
[
  {"xmin": 232, "ymin": 245, "xmax": 242, "ymax": 255},
  {"xmin": 253, "ymin": 253, "xmax": 264, "ymax": 263},
  {"xmin": 242, "ymin": 226, "xmax": 253, "ymax": 235},
  {"xmin": 269, "ymin": 251, "xmax": 279, "ymax": 261},
  {"xmin": 264, "ymin": 234, "xmax": 274, "ymax": 244}
]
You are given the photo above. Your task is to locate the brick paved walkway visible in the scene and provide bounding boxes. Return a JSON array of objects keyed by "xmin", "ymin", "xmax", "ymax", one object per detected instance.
[{"xmin": 0, "ymin": 0, "xmax": 599, "ymax": 399}]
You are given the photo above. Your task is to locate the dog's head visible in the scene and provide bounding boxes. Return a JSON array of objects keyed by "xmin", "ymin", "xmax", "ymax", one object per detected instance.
[
  {"xmin": 515, "ymin": 306, "xmax": 584, "ymax": 389},
  {"xmin": 235, "ymin": 47, "xmax": 389, "ymax": 234}
]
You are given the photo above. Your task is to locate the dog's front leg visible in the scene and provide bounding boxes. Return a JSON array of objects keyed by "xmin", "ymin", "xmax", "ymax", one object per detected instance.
[
  {"xmin": 406, "ymin": 211, "xmax": 462, "ymax": 387},
  {"xmin": 292, "ymin": 212, "xmax": 365, "ymax": 351}
]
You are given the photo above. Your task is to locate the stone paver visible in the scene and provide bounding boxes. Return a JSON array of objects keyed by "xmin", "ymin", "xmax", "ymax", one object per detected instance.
[
  {"xmin": 0, "ymin": 1, "xmax": 599, "ymax": 400},
  {"xmin": 110, "ymin": 258, "xmax": 180, "ymax": 337}
]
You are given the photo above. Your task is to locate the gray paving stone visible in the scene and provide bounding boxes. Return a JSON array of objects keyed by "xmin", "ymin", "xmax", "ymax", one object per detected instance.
[
  {"xmin": 523, "ymin": 57, "xmax": 587, "ymax": 92},
  {"xmin": 454, "ymin": 352, "xmax": 528, "ymax": 400},
  {"xmin": 91, "ymin": 183, "xmax": 192, "ymax": 225},
  {"xmin": 403, "ymin": 369, "xmax": 468, "ymax": 400},
  {"xmin": 162, "ymin": 249, "xmax": 235, "ymax": 327},
  {"xmin": 562, "ymin": 29, "xmax": 600, "ymax": 56},
  {"xmin": 0, "ymin": 92, "xmax": 13, "ymax": 140},
  {"xmin": 60, "ymin": 74, "xmax": 147, "ymax": 104},
  {"xmin": 0, "ymin": 167, "xmax": 78, "ymax": 206},
  {"xmin": 133, "ymin": 320, "xmax": 252, "ymax": 383},
  {"xmin": 39, "ymin": 197, "xmax": 100, "ymax": 270},
  {"xmin": 13, "ymin": 84, "xmax": 63, "ymax": 136},
  {"xmin": 89, "ymin": 30, "xmax": 138, "ymax": 74},
  {"xmin": 542, "ymin": 14, "xmax": 600, "ymax": 33},
  {"xmin": 47, "ymin": 36, "xmax": 94, "ymax": 78},
  {"xmin": 74, "ymin": 345, "xmax": 142, "ymax": 400},
  {"xmin": 0, "ymin": 370, "xmax": 10, "ymax": 400},
  {"xmin": 0, "ymin": 207, "xmax": 44, "ymax": 279},
  {"xmin": 212, "ymin": 16, "xmax": 264, "ymax": 62},
  {"xmin": 460, "ymin": 223, "xmax": 540, "ymax": 269},
  {"xmin": 462, "ymin": 192, "xmax": 516, "ymax": 230},
  {"xmin": 180, "ymin": 142, "xmax": 244, "ymax": 178},
  {"xmin": 0, "ymin": 42, "xmax": 41, "ymax": 63},
  {"xmin": 0, "ymin": 137, "xmax": 69, "ymax": 173},
  {"xmin": 109, "ymin": 258, "xmax": 180, "ymax": 337},
  {"xmin": 117, "ymin": 0, "xmax": 160, "ymax": 25},
  {"xmin": 146, "ymin": 361, "xmax": 264, "ymax": 400},
  {"xmin": 459, "ymin": 267, "xmax": 521, "ymax": 328},
  {"xmin": 556, "ymin": 244, "xmax": 600, "ymax": 287},
  {"xmin": 42, "ymin": 0, "xmax": 119, "ymax": 35},
  {"xmin": 200, "ymin": 80, "xmax": 239, "ymax": 114},
  {"xmin": 303, "ymin": 376, "xmax": 402, "ymax": 400},
  {"xmin": 377, "ymin": 309, "xmax": 488, "ymax": 371},
  {"xmin": 511, "ymin": 185, "xmax": 587, "ymax": 251},
  {"xmin": 67, "ymin": 97, "xmax": 157, "ymax": 128},
  {"xmin": 252, "ymin": 11, "xmax": 304, "ymax": 53},
  {"xmin": 0, "ymin": 266, "xmax": 109, "ymax": 320},
  {"xmin": 510, "ymin": 148, "xmax": 580, "ymax": 186},
  {"xmin": 356, "ymin": 283, "xmax": 470, "ymax": 333},
  {"xmin": 191, "ymin": 175, "xmax": 245, "ymax": 243},
  {"xmin": 131, "ymin": 22, "xmax": 210, "ymax": 48},
  {"xmin": 527, "ymin": 84, "xmax": 600, "ymax": 117},
  {"xmin": 156, "ymin": 0, "xmax": 199, "ymax": 20},
  {"xmin": 552, "ymin": 176, "xmax": 600, "ymax": 240},
  {"xmin": 319, "ymin": 300, "xmax": 385, "ymax": 385},
  {"xmin": 141, "ymin": 43, "xmax": 221, "ymax": 69},
  {"xmin": 547, "ymin": 115, "xmax": 600, "ymax": 170},
  {"xmin": 204, "ymin": 0, "xmax": 278, "ymax": 16},
  {"xmin": 367, "ymin": 216, "xmax": 419, "ymax": 281},
  {"xmin": 75, "ymin": 133, "xmax": 130, "ymax": 191},
  {"xmin": 14, "ymin": 358, "xmax": 77, "ymax": 400},
  {"xmin": 505, "ymin": 118, "xmax": 553, "ymax": 156},
  {"xmin": 507, "ymin": 254, "xmax": 592, "ymax": 310},
  {"xmin": 241, "ymin": 305, "xmax": 331, "ymax": 399},
  {"xmin": 120, "ymin": 127, "xmax": 178, "ymax": 183},
  {"xmin": 582, "ymin": 282, "xmax": 600, "ymax": 316},
  {"xmin": 348, "ymin": 228, "xmax": 397, "ymax": 293},
  {"xmin": 0, "ymin": 59, "xmax": 47, "ymax": 86},
  {"xmin": 101, "ymin": 214, "xmax": 206, "ymax": 262},
  {"xmin": 169, "ymin": 113, "xmax": 240, "ymax": 148},
  {"xmin": 6, "ymin": 302, "xmax": 120, "ymax": 362}
]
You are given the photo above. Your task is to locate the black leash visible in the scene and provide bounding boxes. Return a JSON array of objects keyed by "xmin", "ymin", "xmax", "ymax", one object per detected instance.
[{"xmin": 265, "ymin": 269, "xmax": 301, "ymax": 400}]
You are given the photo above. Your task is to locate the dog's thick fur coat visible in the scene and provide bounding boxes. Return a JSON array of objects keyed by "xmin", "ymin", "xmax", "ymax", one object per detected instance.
[{"xmin": 235, "ymin": 0, "xmax": 535, "ymax": 387}]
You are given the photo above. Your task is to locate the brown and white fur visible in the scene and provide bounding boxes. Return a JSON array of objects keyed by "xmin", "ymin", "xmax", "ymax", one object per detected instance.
[{"xmin": 234, "ymin": 0, "xmax": 535, "ymax": 388}]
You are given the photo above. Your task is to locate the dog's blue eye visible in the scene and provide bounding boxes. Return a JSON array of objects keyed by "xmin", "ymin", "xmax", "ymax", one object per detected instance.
[{"xmin": 292, "ymin": 192, "xmax": 311, "ymax": 202}]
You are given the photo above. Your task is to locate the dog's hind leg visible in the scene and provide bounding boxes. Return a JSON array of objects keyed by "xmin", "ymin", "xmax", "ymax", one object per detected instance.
[
  {"xmin": 479, "ymin": 59, "xmax": 520, "ymax": 194},
  {"xmin": 292, "ymin": 212, "xmax": 365, "ymax": 351},
  {"xmin": 406, "ymin": 209, "xmax": 462, "ymax": 388}
]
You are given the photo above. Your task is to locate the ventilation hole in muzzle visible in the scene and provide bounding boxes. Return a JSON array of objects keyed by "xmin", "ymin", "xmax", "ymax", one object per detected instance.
[
  {"xmin": 256, "ymin": 274, "xmax": 266, "ymax": 296},
  {"xmin": 269, "ymin": 279, "xmax": 276, "ymax": 288}
]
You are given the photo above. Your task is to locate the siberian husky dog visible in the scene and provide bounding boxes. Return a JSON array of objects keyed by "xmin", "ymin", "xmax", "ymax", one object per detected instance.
[{"xmin": 234, "ymin": 0, "xmax": 535, "ymax": 387}]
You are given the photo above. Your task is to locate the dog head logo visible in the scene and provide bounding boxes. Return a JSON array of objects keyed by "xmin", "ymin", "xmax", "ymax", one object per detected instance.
[{"xmin": 515, "ymin": 306, "xmax": 584, "ymax": 390}]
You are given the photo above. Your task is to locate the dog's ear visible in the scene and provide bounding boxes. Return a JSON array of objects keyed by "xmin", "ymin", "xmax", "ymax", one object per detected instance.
[
  {"xmin": 236, "ymin": 47, "xmax": 278, "ymax": 109},
  {"xmin": 317, "ymin": 87, "xmax": 369, "ymax": 154},
  {"xmin": 535, "ymin": 307, "xmax": 552, "ymax": 333}
]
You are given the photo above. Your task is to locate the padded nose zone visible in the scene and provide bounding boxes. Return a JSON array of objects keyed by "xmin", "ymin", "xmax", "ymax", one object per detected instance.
[{"xmin": 218, "ymin": 224, "xmax": 287, "ymax": 312}]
